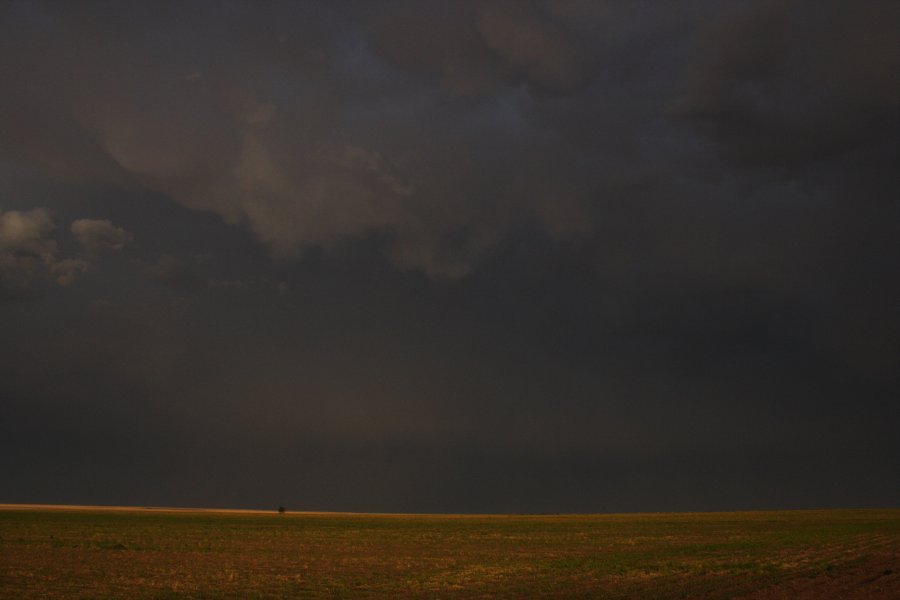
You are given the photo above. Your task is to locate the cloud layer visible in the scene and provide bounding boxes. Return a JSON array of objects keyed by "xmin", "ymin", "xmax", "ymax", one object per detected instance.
[
  {"xmin": 2, "ymin": 1, "xmax": 894, "ymax": 279},
  {"xmin": 0, "ymin": 0, "xmax": 897, "ymax": 511}
]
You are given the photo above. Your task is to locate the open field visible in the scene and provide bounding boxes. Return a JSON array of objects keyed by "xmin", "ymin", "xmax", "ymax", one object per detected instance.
[{"xmin": 1, "ymin": 506, "xmax": 898, "ymax": 599}]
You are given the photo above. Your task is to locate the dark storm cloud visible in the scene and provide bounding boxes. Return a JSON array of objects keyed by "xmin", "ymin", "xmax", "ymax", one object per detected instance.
[
  {"xmin": 0, "ymin": 0, "xmax": 898, "ymax": 511},
  {"xmin": 1, "ymin": 0, "xmax": 530, "ymax": 277},
  {"xmin": 676, "ymin": 0, "xmax": 899, "ymax": 167},
  {"xmin": 0, "ymin": 0, "xmax": 706, "ymax": 278},
  {"xmin": 370, "ymin": 0, "xmax": 590, "ymax": 95},
  {"xmin": 146, "ymin": 254, "xmax": 203, "ymax": 292}
]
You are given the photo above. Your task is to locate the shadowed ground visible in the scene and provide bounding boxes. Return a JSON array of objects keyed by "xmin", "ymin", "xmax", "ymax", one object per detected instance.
[{"xmin": 1, "ymin": 506, "xmax": 898, "ymax": 598}]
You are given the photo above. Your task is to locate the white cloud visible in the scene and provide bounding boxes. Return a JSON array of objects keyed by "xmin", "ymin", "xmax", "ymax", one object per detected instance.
[
  {"xmin": 0, "ymin": 208, "xmax": 57, "ymax": 257},
  {"xmin": 0, "ymin": 208, "xmax": 59, "ymax": 296},
  {"xmin": 0, "ymin": 209, "xmax": 131, "ymax": 298}
]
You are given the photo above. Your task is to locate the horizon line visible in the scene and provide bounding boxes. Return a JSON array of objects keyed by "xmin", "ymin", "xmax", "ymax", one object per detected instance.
[{"xmin": 2, "ymin": 503, "xmax": 896, "ymax": 518}]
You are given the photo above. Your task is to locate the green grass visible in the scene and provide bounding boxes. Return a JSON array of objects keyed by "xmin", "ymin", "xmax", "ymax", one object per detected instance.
[{"xmin": 1, "ymin": 507, "xmax": 898, "ymax": 598}]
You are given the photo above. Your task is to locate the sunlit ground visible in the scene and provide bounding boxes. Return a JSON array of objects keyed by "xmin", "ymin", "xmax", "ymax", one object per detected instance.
[{"xmin": 1, "ymin": 506, "xmax": 898, "ymax": 598}]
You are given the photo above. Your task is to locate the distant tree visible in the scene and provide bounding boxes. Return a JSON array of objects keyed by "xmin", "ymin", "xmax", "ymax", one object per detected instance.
[{"xmin": 277, "ymin": 506, "xmax": 286, "ymax": 514}]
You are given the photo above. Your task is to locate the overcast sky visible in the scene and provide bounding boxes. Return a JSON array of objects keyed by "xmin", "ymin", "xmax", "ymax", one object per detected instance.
[{"xmin": 1, "ymin": 0, "xmax": 898, "ymax": 513}]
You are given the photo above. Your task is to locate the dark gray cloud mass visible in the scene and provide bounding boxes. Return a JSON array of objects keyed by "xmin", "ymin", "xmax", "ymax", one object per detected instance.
[{"xmin": 0, "ymin": 0, "xmax": 897, "ymax": 512}]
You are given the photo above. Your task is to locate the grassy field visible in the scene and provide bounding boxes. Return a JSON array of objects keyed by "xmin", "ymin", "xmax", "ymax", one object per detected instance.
[{"xmin": 1, "ymin": 506, "xmax": 898, "ymax": 599}]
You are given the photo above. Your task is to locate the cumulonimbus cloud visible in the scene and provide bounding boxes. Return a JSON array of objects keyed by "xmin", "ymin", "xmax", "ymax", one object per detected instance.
[
  {"xmin": 0, "ymin": 0, "xmax": 896, "ymax": 282},
  {"xmin": 0, "ymin": 1, "xmax": 607, "ymax": 279}
]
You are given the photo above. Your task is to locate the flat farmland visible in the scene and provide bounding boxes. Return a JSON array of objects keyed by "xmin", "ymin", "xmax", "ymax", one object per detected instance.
[{"xmin": 1, "ymin": 506, "xmax": 898, "ymax": 599}]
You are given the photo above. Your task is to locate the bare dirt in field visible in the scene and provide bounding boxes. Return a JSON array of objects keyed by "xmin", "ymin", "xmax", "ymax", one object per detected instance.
[
  {"xmin": 726, "ymin": 528, "xmax": 900, "ymax": 600},
  {"xmin": 736, "ymin": 559, "xmax": 898, "ymax": 599}
]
